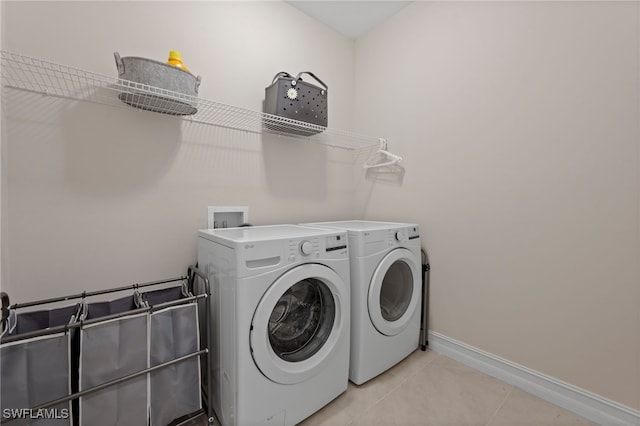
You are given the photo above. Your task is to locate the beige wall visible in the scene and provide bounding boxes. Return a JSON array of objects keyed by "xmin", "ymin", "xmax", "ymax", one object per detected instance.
[
  {"xmin": 353, "ymin": 1, "xmax": 640, "ymax": 411},
  {"xmin": 2, "ymin": 0, "xmax": 639, "ymax": 415},
  {"xmin": 1, "ymin": 1, "xmax": 358, "ymax": 301}
]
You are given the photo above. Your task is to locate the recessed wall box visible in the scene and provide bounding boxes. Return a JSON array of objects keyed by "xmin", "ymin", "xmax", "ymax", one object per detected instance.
[{"xmin": 208, "ymin": 206, "xmax": 249, "ymax": 229}]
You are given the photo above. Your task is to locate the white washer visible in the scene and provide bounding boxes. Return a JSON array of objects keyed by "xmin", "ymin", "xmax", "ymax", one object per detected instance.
[
  {"xmin": 304, "ymin": 220, "xmax": 421, "ymax": 385},
  {"xmin": 197, "ymin": 225, "xmax": 350, "ymax": 426}
]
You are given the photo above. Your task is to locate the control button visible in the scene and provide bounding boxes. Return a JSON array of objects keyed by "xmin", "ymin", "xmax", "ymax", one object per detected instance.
[{"xmin": 299, "ymin": 240, "xmax": 313, "ymax": 256}]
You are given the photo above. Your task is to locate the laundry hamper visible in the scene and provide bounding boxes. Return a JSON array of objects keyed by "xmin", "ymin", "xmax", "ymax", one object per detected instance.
[
  {"xmin": 78, "ymin": 288, "xmax": 202, "ymax": 426},
  {"xmin": 1, "ymin": 274, "xmax": 210, "ymax": 426}
]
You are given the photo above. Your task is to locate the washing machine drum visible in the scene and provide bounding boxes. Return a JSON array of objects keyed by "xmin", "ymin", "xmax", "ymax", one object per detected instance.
[
  {"xmin": 368, "ymin": 248, "xmax": 421, "ymax": 336},
  {"xmin": 250, "ymin": 264, "xmax": 347, "ymax": 385},
  {"xmin": 268, "ymin": 278, "xmax": 335, "ymax": 362}
]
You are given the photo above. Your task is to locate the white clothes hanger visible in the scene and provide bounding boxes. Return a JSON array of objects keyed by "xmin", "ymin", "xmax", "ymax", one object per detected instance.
[{"xmin": 363, "ymin": 139, "xmax": 403, "ymax": 169}]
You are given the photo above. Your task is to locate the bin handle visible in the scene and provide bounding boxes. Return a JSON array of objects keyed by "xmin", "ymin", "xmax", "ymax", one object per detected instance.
[
  {"xmin": 113, "ymin": 52, "xmax": 125, "ymax": 76},
  {"xmin": 295, "ymin": 71, "xmax": 328, "ymax": 92}
]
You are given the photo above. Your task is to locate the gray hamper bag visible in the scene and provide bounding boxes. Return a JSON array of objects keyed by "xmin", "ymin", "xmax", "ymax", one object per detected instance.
[
  {"xmin": 1, "ymin": 304, "xmax": 81, "ymax": 426},
  {"xmin": 79, "ymin": 313, "xmax": 148, "ymax": 426},
  {"xmin": 149, "ymin": 303, "xmax": 202, "ymax": 425},
  {"xmin": 1, "ymin": 333, "xmax": 72, "ymax": 426}
]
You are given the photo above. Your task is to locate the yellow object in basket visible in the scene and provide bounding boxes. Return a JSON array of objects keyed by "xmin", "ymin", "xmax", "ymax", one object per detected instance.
[{"xmin": 167, "ymin": 50, "xmax": 190, "ymax": 72}]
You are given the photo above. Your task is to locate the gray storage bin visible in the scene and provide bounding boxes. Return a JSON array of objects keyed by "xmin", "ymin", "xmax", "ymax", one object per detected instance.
[
  {"xmin": 264, "ymin": 71, "xmax": 328, "ymax": 136},
  {"xmin": 114, "ymin": 52, "xmax": 201, "ymax": 116}
]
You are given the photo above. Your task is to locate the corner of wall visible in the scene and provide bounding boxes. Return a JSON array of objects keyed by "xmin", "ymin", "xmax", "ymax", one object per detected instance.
[{"xmin": 635, "ymin": 0, "xmax": 640, "ymax": 413}]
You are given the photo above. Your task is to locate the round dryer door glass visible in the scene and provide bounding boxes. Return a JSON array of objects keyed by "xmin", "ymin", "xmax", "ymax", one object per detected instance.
[
  {"xmin": 268, "ymin": 278, "xmax": 335, "ymax": 363},
  {"xmin": 368, "ymin": 248, "xmax": 420, "ymax": 336},
  {"xmin": 379, "ymin": 260, "xmax": 413, "ymax": 321}
]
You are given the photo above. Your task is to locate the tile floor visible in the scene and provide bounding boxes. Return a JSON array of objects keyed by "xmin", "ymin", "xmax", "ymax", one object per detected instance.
[
  {"xmin": 194, "ymin": 349, "xmax": 599, "ymax": 426},
  {"xmin": 298, "ymin": 349, "xmax": 598, "ymax": 426}
]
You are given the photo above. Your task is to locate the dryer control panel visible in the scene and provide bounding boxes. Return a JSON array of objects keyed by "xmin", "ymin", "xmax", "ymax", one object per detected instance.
[
  {"xmin": 386, "ymin": 225, "xmax": 420, "ymax": 249},
  {"xmin": 407, "ymin": 226, "xmax": 420, "ymax": 240}
]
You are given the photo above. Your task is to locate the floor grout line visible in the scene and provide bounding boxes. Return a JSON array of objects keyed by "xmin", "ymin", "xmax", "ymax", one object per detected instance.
[{"xmin": 484, "ymin": 384, "xmax": 515, "ymax": 426}]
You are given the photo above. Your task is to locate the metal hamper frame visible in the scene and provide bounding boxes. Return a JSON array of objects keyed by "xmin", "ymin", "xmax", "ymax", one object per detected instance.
[{"xmin": 0, "ymin": 265, "xmax": 214, "ymax": 425}]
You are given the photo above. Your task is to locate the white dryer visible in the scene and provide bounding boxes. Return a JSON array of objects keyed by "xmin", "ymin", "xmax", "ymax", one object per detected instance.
[
  {"xmin": 197, "ymin": 225, "xmax": 350, "ymax": 426},
  {"xmin": 304, "ymin": 221, "xmax": 421, "ymax": 385}
]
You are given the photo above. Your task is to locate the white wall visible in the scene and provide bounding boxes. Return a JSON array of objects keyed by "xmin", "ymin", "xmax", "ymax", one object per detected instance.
[
  {"xmin": 354, "ymin": 1, "xmax": 640, "ymax": 411},
  {"xmin": 1, "ymin": 1, "xmax": 358, "ymax": 301}
]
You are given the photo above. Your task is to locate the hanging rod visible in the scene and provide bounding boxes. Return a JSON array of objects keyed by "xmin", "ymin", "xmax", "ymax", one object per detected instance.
[
  {"xmin": 9, "ymin": 276, "xmax": 188, "ymax": 310},
  {"xmin": 1, "ymin": 292, "xmax": 205, "ymax": 345},
  {"xmin": 363, "ymin": 138, "xmax": 403, "ymax": 169}
]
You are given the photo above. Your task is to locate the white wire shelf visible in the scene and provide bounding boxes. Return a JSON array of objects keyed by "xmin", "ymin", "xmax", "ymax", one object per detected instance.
[{"xmin": 0, "ymin": 50, "xmax": 381, "ymax": 150}]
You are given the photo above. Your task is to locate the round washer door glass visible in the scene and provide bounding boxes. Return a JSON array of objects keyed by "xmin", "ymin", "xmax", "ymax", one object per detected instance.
[
  {"xmin": 251, "ymin": 264, "xmax": 347, "ymax": 385},
  {"xmin": 268, "ymin": 278, "xmax": 335, "ymax": 362},
  {"xmin": 368, "ymin": 248, "xmax": 420, "ymax": 336}
]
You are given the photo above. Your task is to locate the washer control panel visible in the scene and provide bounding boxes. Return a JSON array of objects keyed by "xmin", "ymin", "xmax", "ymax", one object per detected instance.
[
  {"xmin": 299, "ymin": 240, "xmax": 313, "ymax": 255},
  {"xmin": 286, "ymin": 233, "xmax": 347, "ymax": 263},
  {"xmin": 288, "ymin": 238, "xmax": 317, "ymax": 262}
]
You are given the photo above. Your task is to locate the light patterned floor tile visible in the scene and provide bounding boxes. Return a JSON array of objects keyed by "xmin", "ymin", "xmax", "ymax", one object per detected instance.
[
  {"xmin": 203, "ymin": 351, "xmax": 601, "ymax": 426},
  {"xmin": 301, "ymin": 369, "xmax": 403, "ymax": 425},
  {"xmin": 351, "ymin": 354, "xmax": 512, "ymax": 426},
  {"xmin": 302, "ymin": 349, "xmax": 437, "ymax": 425},
  {"xmin": 297, "ymin": 390, "xmax": 354, "ymax": 426},
  {"xmin": 487, "ymin": 388, "xmax": 599, "ymax": 426},
  {"xmin": 387, "ymin": 348, "xmax": 440, "ymax": 382}
]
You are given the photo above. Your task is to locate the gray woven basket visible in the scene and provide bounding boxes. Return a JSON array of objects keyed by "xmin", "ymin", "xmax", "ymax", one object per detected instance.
[{"xmin": 114, "ymin": 52, "xmax": 201, "ymax": 116}]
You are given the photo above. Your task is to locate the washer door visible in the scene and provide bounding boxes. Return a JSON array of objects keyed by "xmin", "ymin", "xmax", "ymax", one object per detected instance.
[
  {"xmin": 368, "ymin": 248, "xmax": 420, "ymax": 336},
  {"xmin": 250, "ymin": 263, "xmax": 346, "ymax": 385}
]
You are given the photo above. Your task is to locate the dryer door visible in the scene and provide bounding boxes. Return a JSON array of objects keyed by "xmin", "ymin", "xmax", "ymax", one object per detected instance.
[
  {"xmin": 250, "ymin": 263, "xmax": 347, "ymax": 385},
  {"xmin": 368, "ymin": 248, "xmax": 420, "ymax": 336}
]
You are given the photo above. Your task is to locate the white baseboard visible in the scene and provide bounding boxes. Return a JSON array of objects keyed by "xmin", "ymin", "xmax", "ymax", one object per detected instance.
[{"xmin": 428, "ymin": 331, "xmax": 640, "ymax": 426}]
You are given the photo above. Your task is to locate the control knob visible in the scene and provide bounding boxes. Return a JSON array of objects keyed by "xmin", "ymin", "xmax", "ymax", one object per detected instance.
[
  {"xmin": 395, "ymin": 231, "xmax": 408, "ymax": 243},
  {"xmin": 299, "ymin": 240, "xmax": 313, "ymax": 256}
]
